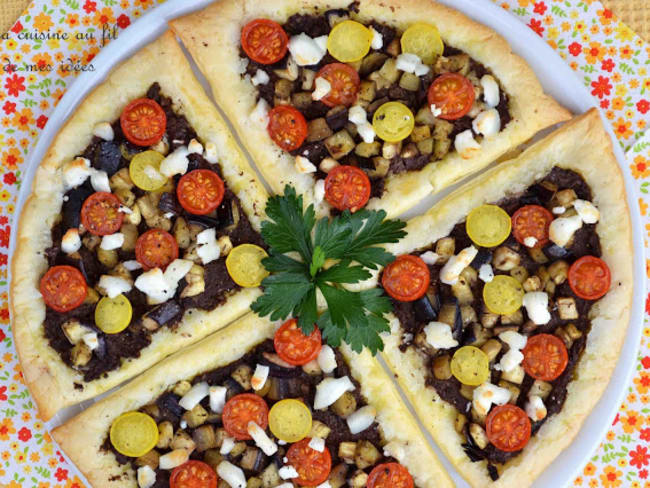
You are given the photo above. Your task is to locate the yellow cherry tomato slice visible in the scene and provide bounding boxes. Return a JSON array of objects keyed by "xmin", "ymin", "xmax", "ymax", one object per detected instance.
[
  {"xmin": 129, "ymin": 150, "xmax": 166, "ymax": 191},
  {"xmin": 372, "ymin": 102, "xmax": 415, "ymax": 142},
  {"xmin": 269, "ymin": 399, "xmax": 312, "ymax": 443},
  {"xmin": 225, "ymin": 244, "xmax": 270, "ymax": 287},
  {"xmin": 483, "ymin": 275, "xmax": 524, "ymax": 315},
  {"xmin": 451, "ymin": 346, "xmax": 490, "ymax": 386},
  {"xmin": 110, "ymin": 411, "xmax": 159, "ymax": 457},
  {"xmin": 95, "ymin": 294, "xmax": 133, "ymax": 334},
  {"xmin": 327, "ymin": 20, "xmax": 372, "ymax": 62},
  {"xmin": 466, "ymin": 204, "xmax": 511, "ymax": 248},
  {"xmin": 400, "ymin": 23, "xmax": 444, "ymax": 65}
]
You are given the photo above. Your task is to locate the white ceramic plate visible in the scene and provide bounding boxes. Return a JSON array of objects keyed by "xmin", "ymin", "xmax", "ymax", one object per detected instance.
[{"xmin": 8, "ymin": 1, "xmax": 645, "ymax": 487}]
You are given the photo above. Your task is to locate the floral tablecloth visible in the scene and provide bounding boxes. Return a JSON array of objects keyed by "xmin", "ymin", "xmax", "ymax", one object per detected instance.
[{"xmin": 0, "ymin": 0, "xmax": 648, "ymax": 487}]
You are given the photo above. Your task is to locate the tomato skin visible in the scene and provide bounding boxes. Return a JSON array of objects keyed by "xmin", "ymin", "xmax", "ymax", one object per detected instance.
[
  {"xmin": 568, "ymin": 255, "xmax": 611, "ymax": 300},
  {"xmin": 367, "ymin": 463, "xmax": 414, "ymax": 488},
  {"xmin": 177, "ymin": 169, "xmax": 225, "ymax": 216},
  {"xmin": 512, "ymin": 205, "xmax": 554, "ymax": 248},
  {"xmin": 81, "ymin": 192, "xmax": 124, "ymax": 236},
  {"xmin": 316, "ymin": 63, "xmax": 360, "ymax": 107},
  {"xmin": 427, "ymin": 73, "xmax": 475, "ymax": 120},
  {"xmin": 170, "ymin": 460, "xmax": 218, "ymax": 488},
  {"xmin": 324, "ymin": 165, "xmax": 371, "ymax": 212},
  {"xmin": 267, "ymin": 105, "xmax": 308, "ymax": 151},
  {"xmin": 381, "ymin": 255, "xmax": 430, "ymax": 302},
  {"xmin": 486, "ymin": 404, "xmax": 531, "ymax": 452},
  {"xmin": 40, "ymin": 265, "xmax": 87, "ymax": 313},
  {"xmin": 120, "ymin": 98, "xmax": 166, "ymax": 146},
  {"xmin": 241, "ymin": 19, "xmax": 288, "ymax": 65},
  {"xmin": 286, "ymin": 438, "xmax": 332, "ymax": 486},
  {"xmin": 135, "ymin": 229, "xmax": 179, "ymax": 271},
  {"xmin": 522, "ymin": 333, "xmax": 569, "ymax": 381},
  {"xmin": 222, "ymin": 393, "xmax": 269, "ymax": 440},
  {"xmin": 274, "ymin": 319, "xmax": 322, "ymax": 366}
]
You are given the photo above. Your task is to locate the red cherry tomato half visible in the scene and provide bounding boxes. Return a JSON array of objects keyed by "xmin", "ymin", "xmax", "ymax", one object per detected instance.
[
  {"xmin": 120, "ymin": 98, "xmax": 166, "ymax": 147},
  {"xmin": 81, "ymin": 192, "xmax": 124, "ymax": 236},
  {"xmin": 135, "ymin": 229, "xmax": 179, "ymax": 271},
  {"xmin": 485, "ymin": 404, "xmax": 531, "ymax": 452},
  {"xmin": 241, "ymin": 19, "xmax": 289, "ymax": 65},
  {"xmin": 512, "ymin": 205, "xmax": 554, "ymax": 248},
  {"xmin": 315, "ymin": 63, "xmax": 361, "ymax": 107},
  {"xmin": 40, "ymin": 265, "xmax": 87, "ymax": 313},
  {"xmin": 267, "ymin": 105, "xmax": 308, "ymax": 151},
  {"xmin": 568, "ymin": 255, "xmax": 611, "ymax": 300},
  {"xmin": 427, "ymin": 73, "xmax": 475, "ymax": 120},
  {"xmin": 324, "ymin": 165, "xmax": 371, "ymax": 212},
  {"xmin": 222, "ymin": 393, "xmax": 269, "ymax": 440},
  {"xmin": 170, "ymin": 460, "xmax": 218, "ymax": 488},
  {"xmin": 367, "ymin": 463, "xmax": 414, "ymax": 488},
  {"xmin": 177, "ymin": 169, "xmax": 225, "ymax": 216},
  {"xmin": 381, "ymin": 255, "xmax": 430, "ymax": 302},
  {"xmin": 274, "ymin": 319, "xmax": 322, "ymax": 366},
  {"xmin": 286, "ymin": 438, "xmax": 332, "ymax": 486},
  {"xmin": 522, "ymin": 333, "xmax": 569, "ymax": 381}
]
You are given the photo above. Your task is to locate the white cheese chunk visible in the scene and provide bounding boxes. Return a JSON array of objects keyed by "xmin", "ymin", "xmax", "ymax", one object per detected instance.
[
  {"xmin": 346, "ymin": 405, "xmax": 377, "ymax": 434},
  {"xmin": 552, "ymin": 206, "xmax": 566, "ymax": 215},
  {"xmin": 220, "ymin": 435, "xmax": 236, "ymax": 455},
  {"xmin": 250, "ymin": 98, "xmax": 270, "ymax": 129},
  {"xmin": 479, "ymin": 263, "xmax": 494, "ymax": 283},
  {"xmin": 314, "ymin": 376, "xmax": 355, "ymax": 410},
  {"xmin": 196, "ymin": 228, "xmax": 220, "ymax": 265},
  {"xmin": 496, "ymin": 349, "xmax": 524, "ymax": 373},
  {"xmin": 424, "ymin": 322, "xmax": 458, "ymax": 349},
  {"xmin": 251, "ymin": 364, "xmax": 270, "ymax": 391},
  {"xmin": 90, "ymin": 168, "xmax": 111, "ymax": 192},
  {"xmin": 454, "ymin": 130, "xmax": 481, "ymax": 159},
  {"xmin": 499, "ymin": 330, "xmax": 528, "ymax": 351},
  {"xmin": 357, "ymin": 123, "xmax": 376, "ymax": 143},
  {"xmin": 523, "ymin": 236, "xmax": 538, "ymax": 248},
  {"xmin": 248, "ymin": 421, "xmax": 278, "ymax": 456},
  {"xmin": 472, "ymin": 109, "xmax": 500, "ymax": 138},
  {"xmin": 188, "ymin": 138, "xmax": 203, "ymax": 155},
  {"xmin": 383, "ymin": 441, "xmax": 405, "ymax": 461},
  {"xmin": 123, "ymin": 260, "xmax": 142, "ymax": 271},
  {"xmin": 549, "ymin": 214, "xmax": 582, "ymax": 247},
  {"xmin": 61, "ymin": 228, "xmax": 81, "ymax": 254},
  {"xmin": 317, "ymin": 345, "xmax": 337, "ymax": 374},
  {"xmin": 252, "ymin": 69, "xmax": 270, "ymax": 86},
  {"xmin": 440, "ymin": 245, "xmax": 478, "ymax": 285},
  {"xmin": 396, "ymin": 53, "xmax": 419, "ymax": 72},
  {"xmin": 430, "ymin": 104, "xmax": 442, "ymax": 117},
  {"xmin": 308, "ymin": 437, "xmax": 326, "ymax": 452},
  {"xmin": 119, "ymin": 205, "xmax": 133, "ymax": 215},
  {"xmin": 100, "ymin": 232, "xmax": 124, "ymax": 251},
  {"xmin": 472, "ymin": 382, "xmax": 511, "ymax": 417},
  {"xmin": 180, "ymin": 420, "xmax": 187, "ymax": 429},
  {"xmin": 288, "ymin": 33, "xmax": 327, "ymax": 66},
  {"xmin": 370, "ymin": 26, "xmax": 383, "ymax": 50},
  {"xmin": 420, "ymin": 251, "xmax": 439, "ymax": 265},
  {"xmin": 522, "ymin": 291, "xmax": 551, "ymax": 325},
  {"xmin": 217, "ymin": 461, "xmax": 246, "ymax": 488},
  {"xmin": 573, "ymin": 199, "xmax": 600, "ymax": 224},
  {"xmin": 312, "ymin": 77, "xmax": 332, "ymax": 101},
  {"xmin": 525, "ymin": 395, "xmax": 547, "ymax": 421},
  {"xmin": 179, "ymin": 381, "xmax": 209, "ymax": 410},
  {"xmin": 93, "ymin": 122, "xmax": 114, "ymax": 141},
  {"xmin": 98, "ymin": 275, "xmax": 132, "ymax": 299},
  {"xmin": 481, "ymin": 74, "xmax": 500, "ymax": 107},
  {"xmin": 348, "ymin": 105, "xmax": 368, "ymax": 125},
  {"xmin": 159, "ymin": 449, "xmax": 190, "ymax": 470},
  {"xmin": 159, "ymin": 146, "xmax": 190, "ymax": 178},
  {"xmin": 82, "ymin": 332, "xmax": 99, "ymax": 351},
  {"xmin": 137, "ymin": 465, "xmax": 156, "ymax": 488},
  {"xmin": 314, "ymin": 35, "xmax": 328, "ymax": 53},
  {"xmin": 209, "ymin": 385, "xmax": 227, "ymax": 413},
  {"xmin": 164, "ymin": 259, "xmax": 194, "ymax": 285},
  {"xmin": 279, "ymin": 466, "xmax": 299, "ymax": 480},
  {"xmin": 414, "ymin": 62, "xmax": 430, "ymax": 76},
  {"xmin": 134, "ymin": 268, "xmax": 172, "ymax": 303},
  {"xmin": 62, "ymin": 157, "xmax": 91, "ymax": 190},
  {"xmin": 295, "ymin": 155, "xmax": 317, "ymax": 174},
  {"xmin": 314, "ymin": 179, "xmax": 326, "ymax": 205},
  {"xmin": 204, "ymin": 142, "xmax": 219, "ymax": 164}
]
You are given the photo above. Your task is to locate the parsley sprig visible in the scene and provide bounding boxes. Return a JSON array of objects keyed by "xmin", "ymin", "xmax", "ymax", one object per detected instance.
[{"xmin": 251, "ymin": 186, "xmax": 407, "ymax": 354}]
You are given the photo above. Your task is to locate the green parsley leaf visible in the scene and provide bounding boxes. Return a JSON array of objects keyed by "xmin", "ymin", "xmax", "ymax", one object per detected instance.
[{"xmin": 251, "ymin": 185, "xmax": 407, "ymax": 354}]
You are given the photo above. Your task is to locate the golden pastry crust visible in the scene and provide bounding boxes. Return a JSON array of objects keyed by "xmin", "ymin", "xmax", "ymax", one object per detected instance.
[
  {"xmin": 171, "ymin": 0, "xmax": 570, "ymax": 217},
  {"xmin": 380, "ymin": 109, "xmax": 633, "ymax": 487},
  {"xmin": 10, "ymin": 31, "xmax": 268, "ymax": 421},
  {"xmin": 53, "ymin": 313, "xmax": 453, "ymax": 488}
]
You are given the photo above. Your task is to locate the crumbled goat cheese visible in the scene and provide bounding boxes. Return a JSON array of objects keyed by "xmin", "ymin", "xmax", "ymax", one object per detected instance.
[
  {"xmin": 93, "ymin": 122, "xmax": 114, "ymax": 141},
  {"xmin": 251, "ymin": 364, "xmax": 270, "ymax": 391},
  {"xmin": 312, "ymin": 77, "xmax": 332, "ymax": 101},
  {"xmin": 479, "ymin": 263, "xmax": 494, "ymax": 282},
  {"xmin": 251, "ymin": 69, "xmax": 270, "ymax": 86},
  {"xmin": 196, "ymin": 228, "xmax": 220, "ymax": 265},
  {"xmin": 314, "ymin": 376, "xmax": 355, "ymax": 410},
  {"xmin": 204, "ymin": 142, "xmax": 219, "ymax": 164},
  {"xmin": 440, "ymin": 245, "xmax": 478, "ymax": 285},
  {"xmin": 317, "ymin": 345, "xmax": 337, "ymax": 373},
  {"xmin": 62, "ymin": 157, "xmax": 92, "ymax": 190},
  {"xmin": 472, "ymin": 109, "xmax": 500, "ymax": 137},
  {"xmin": 98, "ymin": 275, "xmax": 132, "ymax": 299},
  {"xmin": 525, "ymin": 395, "xmax": 547, "ymax": 421},
  {"xmin": 454, "ymin": 130, "xmax": 481, "ymax": 159},
  {"xmin": 473, "ymin": 382, "xmax": 511, "ymax": 416},
  {"xmin": 295, "ymin": 155, "xmax": 317, "ymax": 174},
  {"xmin": 217, "ymin": 461, "xmax": 246, "ymax": 488},
  {"xmin": 420, "ymin": 251, "xmax": 439, "ymax": 265},
  {"xmin": 522, "ymin": 291, "xmax": 551, "ymax": 325},
  {"xmin": 250, "ymin": 98, "xmax": 270, "ymax": 129},
  {"xmin": 100, "ymin": 232, "xmax": 124, "ymax": 251},
  {"xmin": 159, "ymin": 146, "xmax": 190, "ymax": 178},
  {"xmin": 573, "ymin": 199, "xmax": 600, "ymax": 224},
  {"xmin": 549, "ymin": 214, "xmax": 582, "ymax": 247},
  {"xmin": 288, "ymin": 33, "xmax": 327, "ymax": 66},
  {"xmin": 346, "ymin": 405, "xmax": 377, "ymax": 434},
  {"xmin": 247, "ymin": 421, "xmax": 278, "ymax": 456},
  {"xmin": 179, "ymin": 381, "xmax": 209, "ymax": 410},
  {"xmin": 481, "ymin": 74, "xmax": 500, "ymax": 107},
  {"xmin": 61, "ymin": 228, "xmax": 81, "ymax": 254},
  {"xmin": 424, "ymin": 322, "xmax": 458, "ymax": 349},
  {"xmin": 209, "ymin": 385, "xmax": 227, "ymax": 413},
  {"xmin": 370, "ymin": 26, "xmax": 383, "ymax": 50}
]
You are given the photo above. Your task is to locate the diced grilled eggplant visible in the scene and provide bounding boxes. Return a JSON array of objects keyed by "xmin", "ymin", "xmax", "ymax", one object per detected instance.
[
  {"xmin": 309, "ymin": 420, "xmax": 331, "ymax": 439},
  {"xmin": 307, "ymin": 118, "xmax": 334, "ymax": 142},
  {"xmin": 93, "ymin": 140, "xmax": 121, "ymax": 176},
  {"xmin": 331, "ymin": 391, "xmax": 357, "ymax": 417},
  {"xmin": 470, "ymin": 249, "xmax": 491, "ymax": 270},
  {"xmin": 350, "ymin": 470, "xmax": 369, "ymax": 488},
  {"xmin": 241, "ymin": 446, "xmax": 266, "ymax": 472},
  {"xmin": 328, "ymin": 464, "xmax": 348, "ymax": 488},
  {"xmin": 172, "ymin": 380, "xmax": 192, "ymax": 396},
  {"xmin": 530, "ymin": 181, "xmax": 557, "ymax": 202},
  {"xmin": 157, "ymin": 421, "xmax": 174, "ymax": 449},
  {"xmin": 157, "ymin": 392, "xmax": 184, "ymax": 419},
  {"xmin": 325, "ymin": 130, "xmax": 355, "ymax": 160},
  {"xmin": 261, "ymin": 463, "xmax": 281, "ymax": 488},
  {"xmin": 338, "ymin": 442, "xmax": 357, "ymax": 463},
  {"xmin": 492, "ymin": 246, "xmax": 520, "ymax": 271},
  {"xmin": 62, "ymin": 184, "xmax": 94, "ymax": 229},
  {"xmin": 260, "ymin": 353, "xmax": 300, "ymax": 378},
  {"xmin": 231, "ymin": 364, "xmax": 253, "ymax": 390},
  {"xmin": 325, "ymin": 106, "xmax": 349, "ymax": 132},
  {"xmin": 544, "ymin": 243, "xmax": 571, "ymax": 260},
  {"xmin": 158, "ymin": 192, "xmax": 181, "ymax": 216},
  {"xmin": 147, "ymin": 300, "xmax": 182, "ymax": 327},
  {"xmin": 325, "ymin": 8, "xmax": 349, "ymax": 27},
  {"xmin": 216, "ymin": 199, "xmax": 236, "ymax": 229},
  {"xmin": 247, "ymin": 478, "xmax": 263, "ymax": 488},
  {"xmin": 182, "ymin": 404, "xmax": 209, "ymax": 428},
  {"xmin": 469, "ymin": 423, "xmax": 489, "ymax": 450},
  {"xmin": 70, "ymin": 342, "xmax": 92, "ymax": 368},
  {"xmin": 414, "ymin": 295, "xmax": 438, "ymax": 323},
  {"xmin": 222, "ymin": 377, "xmax": 245, "ymax": 400},
  {"xmin": 433, "ymin": 355, "xmax": 452, "ymax": 380},
  {"xmin": 136, "ymin": 449, "xmax": 160, "ymax": 470}
]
